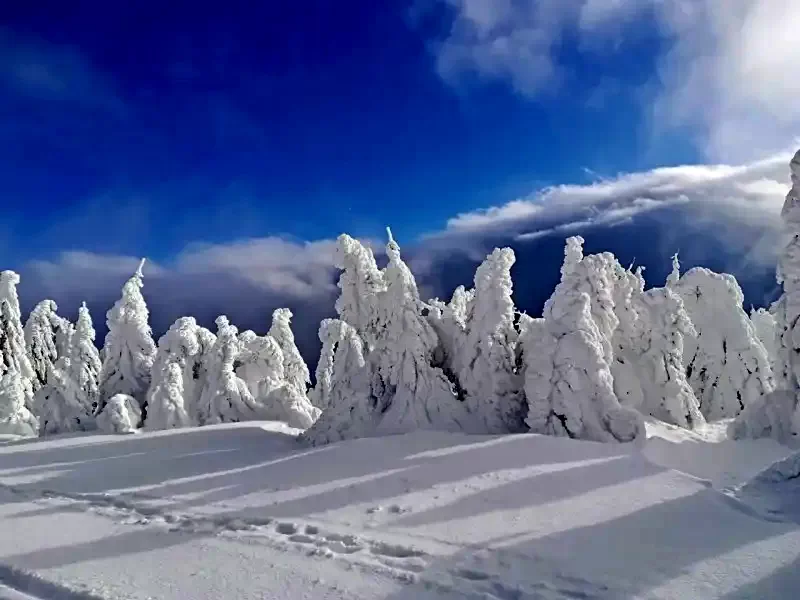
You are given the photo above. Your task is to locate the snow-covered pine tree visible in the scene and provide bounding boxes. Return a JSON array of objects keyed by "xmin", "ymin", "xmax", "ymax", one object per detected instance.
[
  {"xmin": 334, "ymin": 234, "xmax": 386, "ymax": 350},
  {"xmin": 0, "ymin": 367, "xmax": 38, "ymax": 436},
  {"xmin": 750, "ymin": 307, "xmax": 777, "ymax": 371},
  {"xmin": 267, "ymin": 308, "xmax": 311, "ymax": 396},
  {"xmin": 197, "ymin": 316, "xmax": 261, "ymax": 424},
  {"xmin": 144, "ymin": 317, "xmax": 202, "ymax": 430},
  {"xmin": 369, "ymin": 229, "xmax": 473, "ymax": 435},
  {"xmin": 309, "ymin": 321, "xmax": 338, "ymax": 410},
  {"xmin": 0, "ymin": 271, "xmax": 36, "ymax": 414},
  {"xmin": 36, "ymin": 357, "xmax": 95, "ymax": 435},
  {"xmin": 426, "ymin": 285, "xmax": 472, "ymax": 381},
  {"xmin": 667, "ymin": 256, "xmax": 774, "ymax": 420},
  {"xmin": 68, "ymin": 302, "xmax": 102, "ymax": 414},
  {"xmin": 732, "ymin": 149, "xmax": 800, "ymax": 441},
  {"xmin": 302, "ymin": 319, "xmax": 376, "ymax": 445},
  {"xmin": 610, "ymin": 265, "xmax": 704, "ymax": 429},
  {"xmin": 523, "ymin": 237, "xmax": 644, "ymax": 443},
  {"xmin": 457, "ymin": 248, "xmax": 525, "ymax": 433},
  {"xmin": 98, "ymin": 259, "xmax": 157, "ymax": 414},
  {"xmin": 96, "ymin": 393, "xmax": 141, "ymax": 434},
  {"xmin": 236, "ymin": 330, "xmax": 284, "ymax": 401},
  {"xmin": 146, "ymin": 362, "xmax": 191, "ymax": 430},
  {"xmin": 24, "ymin": 299, "xmax": 69, "ymax": 394}
]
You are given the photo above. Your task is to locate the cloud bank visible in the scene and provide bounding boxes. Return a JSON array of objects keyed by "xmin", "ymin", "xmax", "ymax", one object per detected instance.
[
  {"xmin": 425, "ymin": 0, "xmax": 800, "ymax": 161},
  {"xmin": 15, "ymin": 151, "xmax": 793, "ymax": 368}
]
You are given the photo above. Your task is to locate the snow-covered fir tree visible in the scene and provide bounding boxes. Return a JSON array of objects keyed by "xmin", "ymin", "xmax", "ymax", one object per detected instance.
[
  {"xmin": 24, "ymin": 299, "xmax": 70, "ymax": 394},
  {"xmin": 0, "ymin": 367, "xmax": 38, "ymax": 436},
  {"xmin": 458, "ymin": 248, "xmax": 525, "ymax": 433},
  {"xmin": 667, "ymin": 256, "xmax": 774, "ymax": 420},
  {"xmin": 267, "ymin": 308, "xmax": 311, "ymax": 396},
  {"xmin": 96, "ymin": 393, "xmax": 141, "ymax": 434},
  {"xmin": 732, "ymin": 149, "xmax": 800, "ymax": 441},
  {"xmin": 236, "ymin": 330, "xmax": 284, "ymax": 401},
  {"xmin": 197, "ymin": 316, "xmax": 261, "ymax": 424},
  {"xmin": 750, "ymin": 307, "xmax": 778, "ymax": 371},
  {"xmin": 334, "ymin": 233, "xmax": 386, "ymax": 350},
  {"xmin": 144, "ymin": 317, "xmax": 203, "ymax": 430},
  {"xmin": 610, "ymin": 265, "xmax": 704, "ymax": 429},
  {"xmin": 522, "ymin": 237, "xmax": 645, "ymax": 443},
  {"xmin": 0, "ymin": 271, "xmax": 36, "ymax": 414},
  {"xmin": 146, "ymin": 362, "xmax": 191, "ymax": 430},
  {"xmin": 36, "ymin": 357, "xmax": 95, "ymax": 435},
  {"xmin": 98, "ymin": 259, "xmax": 157, "ymax": 412},
  {"xmin": 368, "ymin": 229, "xmax": 473, "ymax": 435},
  {"xmin": 68, "ymin": 302, "xmax": 102, "ymax": 414},
  {"xmin": 426, "ymin": 285, "xmax": 472, "ymax": 381},
  {"xmin": 302, "ymin": 319, "xmax": 376, "ymax": 445}
]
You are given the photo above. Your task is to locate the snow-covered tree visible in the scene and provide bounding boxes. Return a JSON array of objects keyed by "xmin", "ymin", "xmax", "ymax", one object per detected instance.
[
  {"xmin": 145, "ymin": 317, "xmax": 203, "ymax": 429},
  {"xmin": 68, "ymin": 302, "xmax": 102, "ymax": 414},
  {"xmin": 267, "ymin": 308, "xmax": 310, "ymax": 396},
  {"xmin": 236, "ymin": 330, "xmax": 284, "ymax": 401},
  {"xmin": 523, "ymin": 237, "xmax": 644, "ymax": 443},
  {"xmin": 368, "ymin": 229, "xmax": 473, "ymax": 435},
  {"xmin": 609, "ymin": 265, "xmax": 704, "ymax": 429},
  {"xmin": 302, "ymin": 319, "xmax": 376, "ymax": 445},
  {"xmin": 733, "ymin": 149, "xmax": 800, "ymax": 440},
  {"xmin": 146, "ymin": 362, "xmax": 191, "ymax": 430},
  {"xmin": 0, "ymin": 368, "xmax": 38, "ymax": 436},
  {"xmin": 334, "ymin": 234, "xmax": 386, "ymax": 349},
  {"xmin": 309, "ymin": 321, "xmax": 338, "ymax": 410},
  {"xmin": 0, "ymin": 271, "xmax": 36, "ymax": 414},
  {"xmin": 426, "ymin": 285, "xmax": 472, "ymax": 378},
  {"xmin": 98, "ymin": 259, "xmax": 157, "ymax": 412},
  {"xmin": 457, "ymin": 248, "xmax": 525, "ymax": 433},
  {"xmin": 96, "ymin": 393, "xmax": 141, "ymax": 434},
  {"xmin": 750, "ymin": 307, "xmax": 778, "ymax": 371},
  {"xmin": 24, "ymin": 300, "xmax": 70, "ymax": 394},
  {"xmin": 197, "ymin": 316, "xmax": 261, "ymax": 425},
  {"xmin": 668, "ymin": 257, "xmax": 774, "ymax": 420},
  {"xmin": 37, "ymin": 358, "xmax": 95, "ymax": 435}
]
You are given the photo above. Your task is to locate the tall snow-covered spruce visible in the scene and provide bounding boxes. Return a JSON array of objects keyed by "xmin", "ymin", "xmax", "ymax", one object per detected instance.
[
  {"xmin": 68, "ymin": 302, "xmax": 102, "ymax": 414},
  {"xmin": 98, "ymin": 259, "xmax": 156, "ymax": 417},
  {"xmin": 24, "ymin": 299, "xmax": 71, "ymax": 394},
  {"xmin": 302, "ymin": 319, "xmax": 375, "ymax": 445},
  {"xmin": 305, "ymin": 230, "xmax": 474, "ymax": 444},
  {"xmin": 610, "ymin": 263, "xmax": 704, "ymax": 429},
  {"xmin": 457, "ymin": 248, "xmax": 525, "ymax": 433},
  {"xmin": 522, "ymin": 237, "xmax": 644, "ymax": 443},
  {"xmin": 667, "ymin": 255, "xmax": 774, "ymax": 420},
  {"xmin": 732, "ymin": 149, "xmax": 800, "ymax": 441},
  {"xmin": 0, "ymin": 271, "xmax": 37, "ymax": 420}
]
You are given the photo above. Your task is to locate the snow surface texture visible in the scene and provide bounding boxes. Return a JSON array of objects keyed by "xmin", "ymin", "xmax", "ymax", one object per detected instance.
[
  {"xmin": 0, "ymin": 421, "xmax": 799, "ymax": 599},
  {"xmin": 98, "ymin": 260, "xmax": 156, "ymax": 411},
  {"xmin": 523, "ymin": 237, "xmax": 646, "ymax": 443},
  {"xmin": 669, "ymin": 260, "xmax": 774, "ymax": 420}
]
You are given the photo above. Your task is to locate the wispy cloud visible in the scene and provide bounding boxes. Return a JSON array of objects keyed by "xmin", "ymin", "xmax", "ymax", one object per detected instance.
[
  {"xmin": 420, "ymin": 0, "xmax": 800, "ymax": 161},
  {"xmin": 0, "ymin": 27, "xmax": 125, "ymax": 114}
]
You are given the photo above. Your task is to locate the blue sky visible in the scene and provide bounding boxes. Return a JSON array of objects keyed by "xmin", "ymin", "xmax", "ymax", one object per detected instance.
[
  {"xmin": 1, "ymin": 0, "xmax": 798, "ymax": 355},
  {"xmin": 1, "ymin": 0, "xmax": 695, "ymax": 262}
]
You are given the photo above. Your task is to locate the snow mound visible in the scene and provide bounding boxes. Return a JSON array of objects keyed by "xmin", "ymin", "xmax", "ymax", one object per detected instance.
[
  {"xmin": 96, "ymin": 393, "xmax": 142, "ymax": 434},
  {"xmin": 733, "ymin": 451, "xmax": 800, "ymax": 523}
]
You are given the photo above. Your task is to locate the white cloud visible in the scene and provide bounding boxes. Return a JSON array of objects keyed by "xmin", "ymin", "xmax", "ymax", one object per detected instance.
[
  {"xmin": 436, "ymin": 149, "xmax": 794, "ymax": 267},
  {"xmin": 425, "ymin": 0, "xmax": 800, "ymax": 160}
]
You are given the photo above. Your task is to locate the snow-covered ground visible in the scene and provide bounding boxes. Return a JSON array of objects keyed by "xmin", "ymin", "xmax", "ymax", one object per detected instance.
[{"xmin": 1, "ymin": 422, "xmax": 799, "ymax": 600}]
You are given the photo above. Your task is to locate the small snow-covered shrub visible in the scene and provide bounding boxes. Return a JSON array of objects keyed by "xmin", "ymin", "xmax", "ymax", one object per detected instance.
[{"xmin": 96, "ymin": 393, "xmax": 142, "ymax": 434}]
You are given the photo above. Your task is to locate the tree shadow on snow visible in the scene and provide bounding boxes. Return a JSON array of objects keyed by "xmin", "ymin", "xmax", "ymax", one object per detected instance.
[{"xmin": 380, "ymin": 488, "xmax": 800, "ymax": 600}]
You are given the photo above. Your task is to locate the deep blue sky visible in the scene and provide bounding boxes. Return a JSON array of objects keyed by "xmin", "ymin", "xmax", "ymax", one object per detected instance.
[{"xmin": 0, "ymin": 0, "xmax": 696, "ymax": 266}]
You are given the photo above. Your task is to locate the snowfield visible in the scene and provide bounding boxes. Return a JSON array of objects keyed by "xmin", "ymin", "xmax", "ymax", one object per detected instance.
[{"xmin": 1, "ymin": 421, "xmax": 799, "ymax": 600}]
